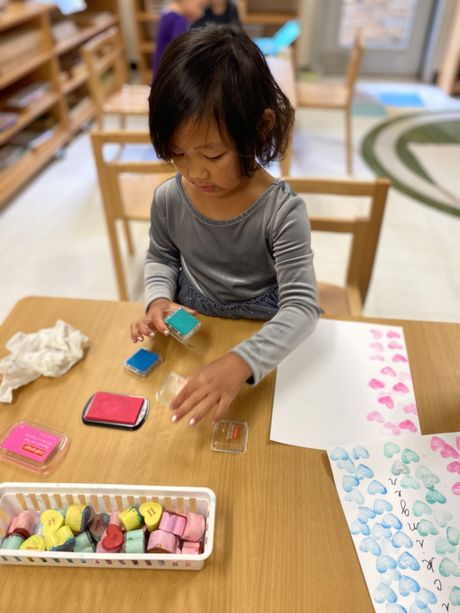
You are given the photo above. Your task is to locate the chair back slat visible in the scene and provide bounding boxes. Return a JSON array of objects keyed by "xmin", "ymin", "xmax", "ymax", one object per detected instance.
[
  {"xmin": 285, "ymin": 176, "xmax": 390, "ymax": 311},
  {"xmin": 91, "ymin": 130, "xmax": 176, "ymax": 300},
  {"xmin": 82, "ymin": 27, "xmax": 127, "ymax": 127},
  {"xmin": 345, "ymin": 34, "xmax": 364, "ymax": 95}
]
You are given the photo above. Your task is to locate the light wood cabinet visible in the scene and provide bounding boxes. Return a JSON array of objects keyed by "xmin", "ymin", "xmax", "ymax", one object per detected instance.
[
  {"xmin": 132, "ymin": 0, "xmax": 299, "ymax": 84},
  {"xmin": 437, "ymin": 1, "xmax": 460, "ymax": 97},
  {"xmin": 0, "ymin": 1, "xmax": 118, "ymax": 208}
]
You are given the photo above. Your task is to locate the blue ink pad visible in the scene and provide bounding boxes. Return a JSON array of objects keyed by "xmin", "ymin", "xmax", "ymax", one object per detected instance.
[
  {"xmin": 124, "ymin": 348, "xmax": 162, "ymax": 377},
  {"xmin": 164, "ymin": 308, "xmax": 200, "ymax": 342}
]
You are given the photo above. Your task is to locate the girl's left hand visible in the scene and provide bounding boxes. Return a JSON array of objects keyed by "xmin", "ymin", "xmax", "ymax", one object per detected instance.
[{"xmin": 170, "ymin": 353, "xmax": 252, "ymax": 426}]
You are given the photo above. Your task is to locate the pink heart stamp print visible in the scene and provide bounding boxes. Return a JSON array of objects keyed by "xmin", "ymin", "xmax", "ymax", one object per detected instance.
[
  {"xmin": 370, "ymin": 355, "xmax": 384, "ymax": 361},
  {"xmin": 370, "ymin": 342, "xmax": 384, "ymax": 351},
  {"xmin": 452, "ymin": 482, "xmax": 460, "ymax": 496},
  {"xmin": 399, "ymin": 419, "xmax": 417, "ymax": 433},
  {"xmin": 370, "ymin": 329, "xmax": 383, "ymax": 339},
  {"xmin": 431, "ymin": 436, "xmax": 460, "ymax": 459},
  {"xmin": 456, "ymin": 436, "xmax": 460, "ymax": 451},
  {"xmin": 368, "ymin": 378, "xmax": 385, "ymax": 389},
  {"xmin": 392, "ymin": 354, "xmax": 408, "ymax": 363},
  {"xmin": 387, "ymin": 331, "xmax": 401, "ymax": 339},
  {"xmin": 447, "ymin": 461, "xmax": 460, "ymax": 475},
  {"xmin": 384, "ymin": 422, "xmax": 401, "ymax": 435},
  {"xmin": 388, "ymin": 341, "xmax": 403, "ymax": 350},
  {"xmin": 431, "ymin": 436, "xmax": 444, "ymax": 451},
  {"xmin": 367, "ymin": 411, "xmax": 385, "ymax": 423},
  {"xmin": 378, "ymin": 396, "xmax": 394, "ymax": 409},
  {"xmin": 441, "ymin": 444, "xmax": 460, "ymax": 459},
  {"xmin": 393, "ymin": 382, "xmax": 409, "ymax": 394},
  {"xmin": 403, "ymin": 404, "xmax": 417, "ymax": 415},
  {"xmin": 380, "ymin": 366, "xmax": 396, "ymax": 377}
]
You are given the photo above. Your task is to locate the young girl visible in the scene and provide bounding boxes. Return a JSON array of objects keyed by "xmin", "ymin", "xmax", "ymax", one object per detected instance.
[
  {"xmin": 132, "ymin": 26, "xmax": 321, "ymax": 427},
  {"xmin": 152, "ymin": 0, "xmax": 205, "ymax": 76},
  {"xmin": 191, "ymin": 0, "xmax": 241, "ymax": 29}
]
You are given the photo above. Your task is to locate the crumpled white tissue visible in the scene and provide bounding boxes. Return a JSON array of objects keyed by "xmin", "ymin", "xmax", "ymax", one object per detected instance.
[{"xmin": 0, "ymin": 320, "xmax": 89, "ymax": 403}]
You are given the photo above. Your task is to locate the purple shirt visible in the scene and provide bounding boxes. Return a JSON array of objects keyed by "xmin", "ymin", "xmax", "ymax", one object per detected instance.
[{"xmin": 152, "ymin": 12, "xmax": 188, "ymax": 76}]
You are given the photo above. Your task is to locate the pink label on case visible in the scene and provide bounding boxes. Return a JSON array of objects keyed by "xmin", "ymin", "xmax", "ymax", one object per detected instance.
[{"xmin": 1, "ymin": 424, "xmax": 60, "ymax": 463}]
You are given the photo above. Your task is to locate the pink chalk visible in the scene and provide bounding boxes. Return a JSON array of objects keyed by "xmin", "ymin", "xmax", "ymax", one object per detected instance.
[
  {"xmin": 182, "ymin": 512, "xmax": 205, "ymax": 542},
  {"xmin": 147, "ymin": 529, "xmax": 178, "ymax": 553}
]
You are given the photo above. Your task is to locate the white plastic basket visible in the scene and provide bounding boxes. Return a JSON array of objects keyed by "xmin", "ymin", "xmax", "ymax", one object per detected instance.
[{"xmin": 0, "ymin": 482, "xmax": 216, "ymax": 570}]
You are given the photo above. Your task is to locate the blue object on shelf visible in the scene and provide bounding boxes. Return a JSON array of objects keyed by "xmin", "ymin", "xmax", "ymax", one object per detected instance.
[{"xmin": 254, "ymin": 19, "xmax": 301, "ymax": 56}]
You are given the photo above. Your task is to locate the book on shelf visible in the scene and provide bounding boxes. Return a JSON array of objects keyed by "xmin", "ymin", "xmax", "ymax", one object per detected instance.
[
  {"xmin": 0, "ymin": 144, "xmax": 26, "ymax": 171},
  {"xmin": 10, "ymin": 128, "xmax": 55, "ymax": 150},
  {"xmin": 6, "ymin": 81, "xmax": 52, "ymax": 109},
  {"xmin": 52, "ymin": 20, "xmax": 81, "ymax": 42},
  {"xmin": 0, "ymin": 112, "xmax": 19, "ymax": 132}
]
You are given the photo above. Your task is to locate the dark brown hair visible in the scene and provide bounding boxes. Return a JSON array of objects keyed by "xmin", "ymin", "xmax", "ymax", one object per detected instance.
[{"xmin": 148, "ymin": 26, "xmax": 294, "ymax": 176}]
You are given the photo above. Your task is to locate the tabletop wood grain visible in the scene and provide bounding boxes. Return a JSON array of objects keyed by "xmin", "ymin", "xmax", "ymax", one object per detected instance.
[{"xmin": 0, "ymin": 297, "xmax": 459, "ymax": 613}]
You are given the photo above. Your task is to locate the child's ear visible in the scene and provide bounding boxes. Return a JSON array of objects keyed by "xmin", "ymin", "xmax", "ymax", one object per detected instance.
[{"xmin": 259, "ymin": 109, "xmax": 276, "ymax": 137}]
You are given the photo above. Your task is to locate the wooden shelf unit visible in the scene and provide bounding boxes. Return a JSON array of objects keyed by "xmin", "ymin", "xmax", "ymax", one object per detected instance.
[
  {"xmin": 0, "ymin": 1, "xmax": 118, "ymax": 208},
  {"xmin": 132, "ymin": 0, "xmax": 299, "ymax": 84}
]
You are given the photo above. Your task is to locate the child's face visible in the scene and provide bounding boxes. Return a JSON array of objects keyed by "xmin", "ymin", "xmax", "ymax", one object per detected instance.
[
  {"xmin": 170, "ymin": 118, "xmax": 244, "ymax": 198},
  {"xmin": 181, "ymin": 0, "xmax": 206, "ymax": 22}
]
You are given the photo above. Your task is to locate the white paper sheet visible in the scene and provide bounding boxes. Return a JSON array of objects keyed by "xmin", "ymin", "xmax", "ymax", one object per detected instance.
[
  {"xmin": 270, "ymin": 320, "xmax": 420, "ymax": 449},
  {"xmin": 328, "ymin": 433, "xmax": 460, "ymax": 612}
]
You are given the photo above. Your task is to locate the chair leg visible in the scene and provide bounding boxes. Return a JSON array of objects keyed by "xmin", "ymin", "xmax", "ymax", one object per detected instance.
[
  {"xmin": 345, "ymin": 108, "xmax": 353, "ymax": 175},
  {"xmin": 107, "ymin": 220, "xmax": 129, "ymax": 301},
  {"xmin": 123, "ymin": 220, "xmax": 135, "ymax": 255},
  {"xmin": 120, "ymin": 114, "xmax": 127, "ymax": 130}
]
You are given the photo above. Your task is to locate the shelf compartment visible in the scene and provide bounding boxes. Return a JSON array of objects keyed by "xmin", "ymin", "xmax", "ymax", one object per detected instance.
[
  {"xmin": 243, "ymin": 11, "xmax": 297, "ymax": 25},
  {"xmin": 69, "ymin": 97, "xmax": 95, "ymax": 133},
  {"xmin": 0, "ymin": 50, "xmax": 53, "ymax": 90},
  {"xmin": 140, "ymin": 41, "xmax": 155, "ymax": 53},
  {"xmin": 0, "ymin": 129, "xmax": 68, "ymax": 208},
  {"xmin": 136, "ymin": 11, "xmax": 160, "ymax": 23},
  {"xmin": 55, "ymin": 14, "xmax": 118, "ymax": 55},
  {"xmin": 0, "ymin": 90, "xmax": 59, "ymax": 147},
  {"xmin": 61, "ymin": 67, "xmax": 89, "ymax": 95}
]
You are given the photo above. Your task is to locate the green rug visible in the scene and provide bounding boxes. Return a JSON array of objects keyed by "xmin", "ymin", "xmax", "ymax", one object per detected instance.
[{"xmin": 361, "ymin": 110, "xmax": 460, "ymax": 217}]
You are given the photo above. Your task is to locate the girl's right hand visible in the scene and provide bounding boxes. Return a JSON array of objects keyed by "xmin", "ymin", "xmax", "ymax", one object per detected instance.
[{"xmin": 129, "ymin": 299, "xmax": 197, "ymax": 342}]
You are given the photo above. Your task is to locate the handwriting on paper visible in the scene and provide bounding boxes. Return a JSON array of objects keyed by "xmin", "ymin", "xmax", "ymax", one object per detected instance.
[{"xmin": 329, "ymin": 434, "xmax": 460, "ymax": 612}]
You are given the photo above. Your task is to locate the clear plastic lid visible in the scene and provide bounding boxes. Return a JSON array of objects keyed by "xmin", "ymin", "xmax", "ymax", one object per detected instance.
[
  {"xmin": 0, "ymin": 420, "xmax": 70, "ymax": 474},
  {"xmin": 155, "ymin": 372, "xmax": 189, "ymax": 407},
  {"xmin": 211, "ymin": 420, "xmax": 248, "ymax": 454}
]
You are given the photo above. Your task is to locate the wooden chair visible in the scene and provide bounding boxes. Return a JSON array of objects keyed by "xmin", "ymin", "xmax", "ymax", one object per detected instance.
[
  {"xmin": 295, "ymin": 35, "xmax": 364, "ymax": 174},
  {"xmin": 82, "ymin": 27, "xmax": 150, "ymax": 129},
  {"xmin": 91, "ymin": 130, "xmax": 175, "ymax": 300},
  {"xmin": 285, "ymin": 176, "xmax": 390, "ymax": 316}
]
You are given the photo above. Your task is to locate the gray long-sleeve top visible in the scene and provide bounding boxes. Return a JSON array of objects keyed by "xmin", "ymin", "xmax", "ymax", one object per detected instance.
[{"xmin": 145, "ymin": 174, "xmax": 321, "ymax": 384}]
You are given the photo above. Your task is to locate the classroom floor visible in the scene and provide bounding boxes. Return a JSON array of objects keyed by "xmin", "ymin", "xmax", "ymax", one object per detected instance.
[{"xmin": 1, "ymin": 81, "xmax": 459, "ymax": 327}]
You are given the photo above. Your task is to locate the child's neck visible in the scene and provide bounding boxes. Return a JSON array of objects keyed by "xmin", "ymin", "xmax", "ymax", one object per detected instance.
[{"xmin": 182, "ymin": 168, "xmax": 275, "ymax": 221}]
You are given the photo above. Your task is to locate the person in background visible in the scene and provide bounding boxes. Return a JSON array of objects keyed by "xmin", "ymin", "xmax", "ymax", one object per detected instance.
[
  {"xmin": 132, "ymin": 27, "xmax": 320, "ymax": 427},
  {"xmin": 191, "ymin": 0, "xmax": 241, "ymax": 28},
  {"xmin": 152, "ymin": 0, "xmax": 205, "ymax": 76}
]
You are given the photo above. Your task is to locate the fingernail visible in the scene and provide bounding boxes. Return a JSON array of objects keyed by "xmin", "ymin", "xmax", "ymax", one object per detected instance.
[
  {"xmin": 137, "ymin": 336, "xmax": 143, "ymax": 342},
  {"xmin": 148, "ymin": 331, "xmax": 155, "ymax": 337},
  {"xmin": 171, "ymin": 414, "xmax": 178, "ymax": 423},
  {"xmin": 163, "ymin": 329, "xmax": 169, "ymax": 335},
  {"xmin": 188, "ymin": 418, "xmax": 196, "ymax": 427}
]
